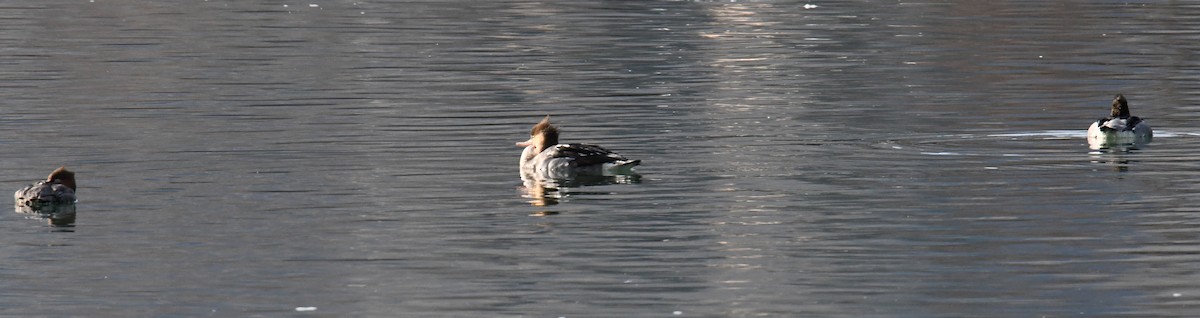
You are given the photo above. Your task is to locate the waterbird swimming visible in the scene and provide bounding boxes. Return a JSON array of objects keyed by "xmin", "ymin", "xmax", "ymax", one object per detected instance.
[
  {"xmin": 517, "ymin": 116, "xmax": 640, "ymax": 180},
  {"xmin": 14, "ymin": 166, "xmax": 77, "ymax": 211},
  {"xmin": 1087, "ymin": 94, "xmax": 1152, "ymax": 147}
]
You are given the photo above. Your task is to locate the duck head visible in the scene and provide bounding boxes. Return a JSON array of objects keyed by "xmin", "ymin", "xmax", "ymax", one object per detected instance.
[
  {"xmin": 516, "ymin": 116, "xmax": 560, "ymax": 155},
  {"xmin": 47, "ymin": 166, "xmax": 76, "ymax": 191},
  {"xmin": 1111, "ymin": 94, "xmax": 1130, "ymax": 118}
]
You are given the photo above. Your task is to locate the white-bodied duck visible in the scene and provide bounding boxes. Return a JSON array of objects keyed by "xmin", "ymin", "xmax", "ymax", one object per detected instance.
[
  {"xmin": 517, "ymin": 116, "xmax": 640, "ymax": 180},
  {"xmin": 1087, "ymin": 94, "xmax": 1152, "ymax": 146},
  {"xmin": 14, "ymin": 166, "xmax": 77, "ymax": 211}
]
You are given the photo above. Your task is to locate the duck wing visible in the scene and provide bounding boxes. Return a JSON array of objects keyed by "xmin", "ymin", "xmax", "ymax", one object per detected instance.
[
  {"xmin": 1097, "ymin": 116, "xmax": 1144, "ymax": 132},
  {"xmin": 14, "ymin": 181, "xmax": 75, "ymax": 209},
  {"xmin": 546, "ymin": 143, "xmax": 630, "ymax": 167},
  {"xmin": 1096, "ymin": 117, "xmax": 1123, "ymax": 132},
  {"xmin": 1126, "ymin": 116, "xmax": 1144, "ymax": 130}
]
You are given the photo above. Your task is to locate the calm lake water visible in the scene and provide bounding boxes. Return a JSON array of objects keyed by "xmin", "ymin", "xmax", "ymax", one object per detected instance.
[{"xmin": 3, "ymin": 0, "xmax": 1200, "ymax": 317}]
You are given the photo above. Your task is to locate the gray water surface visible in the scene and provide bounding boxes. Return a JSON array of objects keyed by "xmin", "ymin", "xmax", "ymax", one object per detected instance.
[{"xmin": 3, "ymin": 1, "xmax": 1200, "ymax": 317}]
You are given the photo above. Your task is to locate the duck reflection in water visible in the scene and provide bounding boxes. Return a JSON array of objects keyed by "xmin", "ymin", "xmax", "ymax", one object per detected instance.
[
  {"xmin": 1088, "ymin": 155, "xmax": 1135, "ymax": 173},
  {"xmin": 519, "ymin": 174, "xmax": 642, "ymax": 207},
  {"xmin": 516, "ymin": 116, "xmax": 642, "ymax": 207},
  {"xmin": 13, "ymin": 166, "xmax": 77, "ymax": 226}
]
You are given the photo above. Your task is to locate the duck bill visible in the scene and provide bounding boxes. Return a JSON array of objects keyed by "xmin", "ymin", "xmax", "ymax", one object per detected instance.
[{"xmin": 516, "ymin": 138, "xmax": 534, "ymax": 147}]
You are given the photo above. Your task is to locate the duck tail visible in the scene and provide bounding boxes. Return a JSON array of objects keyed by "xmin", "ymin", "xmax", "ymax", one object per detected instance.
[{"xmin": 603, "ymin": 160, "xmax": 641, "ymax": 174}]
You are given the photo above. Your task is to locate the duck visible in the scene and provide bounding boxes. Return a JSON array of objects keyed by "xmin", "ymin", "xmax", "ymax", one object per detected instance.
[
  {"xmin": 14, "ymin": 166, "xmax": 77, "ymax": 211},
  {"xmin": 1087, "ymin": 94, "xmax": 1152, "ymax": 146},
  {"xmin": 517, "ymin": 116, "xmax": 640, "ymax": 180}
]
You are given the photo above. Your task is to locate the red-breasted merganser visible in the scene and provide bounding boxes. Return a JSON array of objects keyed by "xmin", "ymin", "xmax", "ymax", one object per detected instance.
[
  {"xmin": 1087, "ymin": 94, "xmax": 1152, "ymax": 147},
  {"xmin": 517, "ymin": 116, "xmax": 640, "ymax": 180},
  {"xmin": 14, "ymin": 166, "xmax": 77, "ymax": 211}
]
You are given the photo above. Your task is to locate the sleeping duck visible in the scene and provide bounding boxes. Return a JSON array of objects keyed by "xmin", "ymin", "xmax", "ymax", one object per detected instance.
[{"xmin": 14, "ymin": 166, "xmax": 76, "ymax": 212}]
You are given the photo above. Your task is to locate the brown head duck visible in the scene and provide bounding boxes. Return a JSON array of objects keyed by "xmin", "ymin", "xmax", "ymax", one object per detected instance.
[
  {"xmin": 516, "ymin": 116, "xmax": 640, "ymax": 180},
  {"xmin": 1087, "ymin": 94, "xmax": 1152, "ymax": 147},
  {"xmin": 14, "ymin": 166, "xmax": 77, "ymax": 211}
]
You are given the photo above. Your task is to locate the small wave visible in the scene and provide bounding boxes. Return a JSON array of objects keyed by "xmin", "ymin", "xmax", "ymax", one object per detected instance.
[
  {"xmin": 991, "ymin": 130, "xmax": 1200, "ymax": 139},
  {"xmin": 1150, "ymin": 131, "xmax": 1200, "ymax": 138},
  {"xmin": 988, "ymin": 130, "xmax": 1085, "ymax": 138}
]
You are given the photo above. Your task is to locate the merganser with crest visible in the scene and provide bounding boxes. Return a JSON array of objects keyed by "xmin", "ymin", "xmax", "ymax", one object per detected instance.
[
  {"xmin": 1087, "ymin": 94, "xmax": 1152, "ymax": 146},
  {"xmin": 14, "ymin": 166, "xmax": 76, "ymax": 211},
  {"xmin": 517, "ymin": 116, "xmax": 640, "ymax": 180}
]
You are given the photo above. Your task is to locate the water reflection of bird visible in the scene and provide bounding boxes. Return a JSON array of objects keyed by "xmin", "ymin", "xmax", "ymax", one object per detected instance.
[
  {"xmin": 519, "ymin": 178, "xmax": 562, "ymax": 208},
  {"xmin": 519, "ymin": 174, "xmax": 643, "ymax": 207},
  {"xmin": 516, "ymin": 116, "xmax": 640, "ymax": 181},
  {"xmin": 1087, "ymin": 94, "xmax": 1152, "ymax": 148},
  {"xmin": 14, "ymin": 166, "xmax": 77, "ymax": 211}
]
